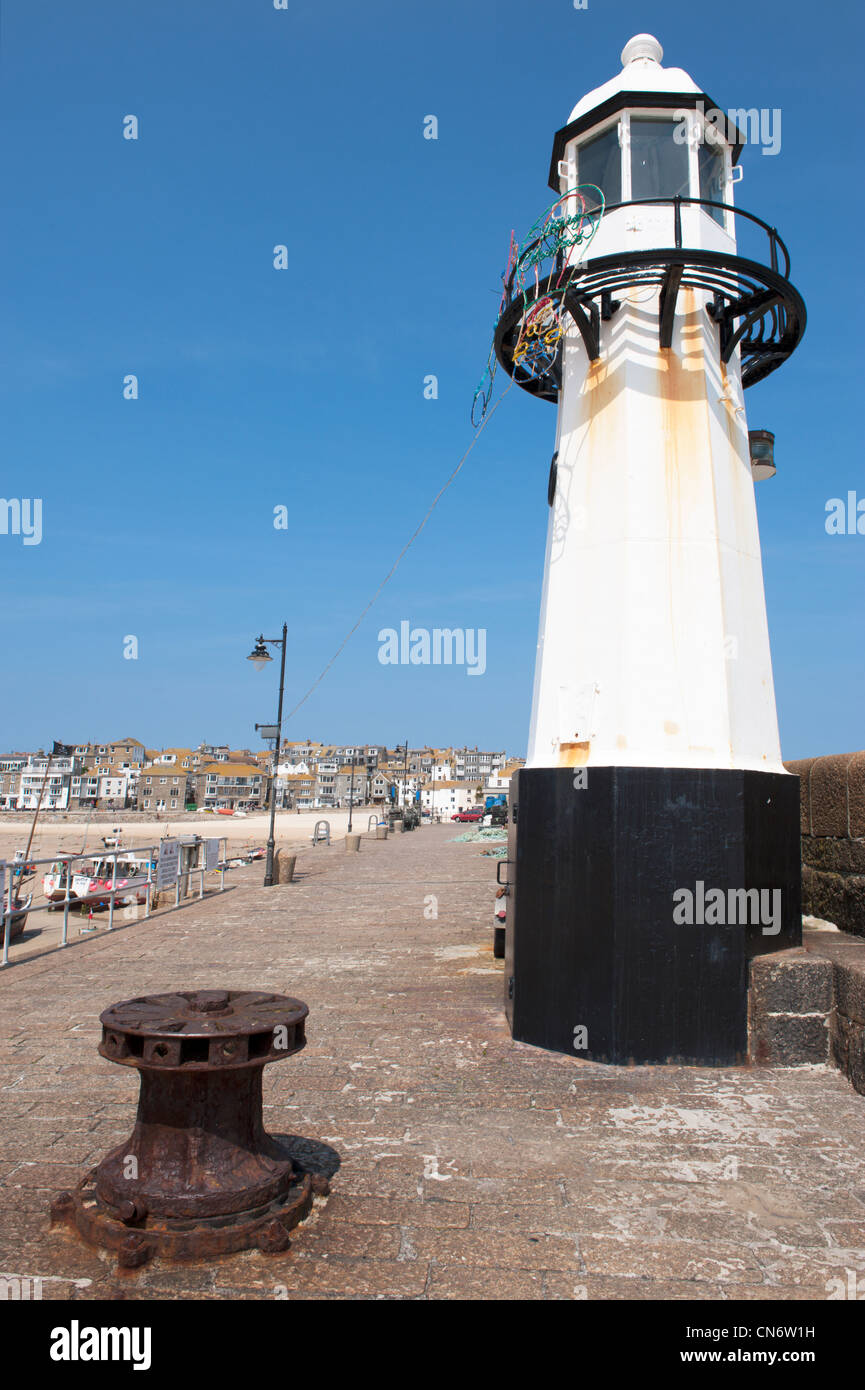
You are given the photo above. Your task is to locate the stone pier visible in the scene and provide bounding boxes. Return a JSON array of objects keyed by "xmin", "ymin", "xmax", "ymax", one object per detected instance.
[{"xmin": 1, "ymin": 825, "xmax": 864, "ymax": 1300}]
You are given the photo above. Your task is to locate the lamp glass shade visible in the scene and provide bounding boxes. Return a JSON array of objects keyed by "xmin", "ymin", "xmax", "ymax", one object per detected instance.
[
  {"xmin": 748, "ymin": 430, "xmax": 776, "ymax": 481},
  {"xmin": 247, "ymin": 636, "xmax": 272, "ymax": 670}
]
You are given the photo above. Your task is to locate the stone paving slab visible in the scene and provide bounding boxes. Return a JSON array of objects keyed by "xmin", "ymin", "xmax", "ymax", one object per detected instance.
[{"xmin": 1, "ymin": 825, "xmax": 864, "ymax": 1301}]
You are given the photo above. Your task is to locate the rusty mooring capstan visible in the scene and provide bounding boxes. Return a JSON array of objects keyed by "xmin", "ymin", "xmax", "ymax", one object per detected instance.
[{"xmin": 51, "ymin": 989, "xmax": 327, "ymax": 1268}]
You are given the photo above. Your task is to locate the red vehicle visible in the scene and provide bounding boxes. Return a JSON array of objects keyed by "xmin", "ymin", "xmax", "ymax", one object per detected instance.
[{"xmin": 451, "ymin": 809, "xmax": 483, "ymax": 822}]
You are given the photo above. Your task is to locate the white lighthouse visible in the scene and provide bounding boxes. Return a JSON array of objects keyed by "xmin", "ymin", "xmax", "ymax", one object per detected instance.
[{"xmin": 497, "ymin": 36, "xmax": 806, "ymax": 1064}]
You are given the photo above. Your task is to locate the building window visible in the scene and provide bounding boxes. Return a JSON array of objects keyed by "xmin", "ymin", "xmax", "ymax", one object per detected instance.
[
  {"xmin": 630, "ymin": 117, "xmax": 690, "ymax": 202},
  {"xmin": 698, "ymin": 138, "xmax": 726, "ymax": 225}
]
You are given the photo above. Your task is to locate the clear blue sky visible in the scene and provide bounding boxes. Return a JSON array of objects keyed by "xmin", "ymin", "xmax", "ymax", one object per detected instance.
[{"xmin": 1, "ymin": 0, "xmax": 861, "ymax": 759}]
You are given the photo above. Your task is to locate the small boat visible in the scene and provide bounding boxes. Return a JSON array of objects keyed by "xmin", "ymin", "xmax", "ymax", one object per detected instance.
[
  {"xmin": 45, "ymin": 855, "xmax": 153, "ymax": 908},
  {"xmin": 73, "ymin": 855, "xmax": 153, "ymax": 908},
  {"xmin": 43, "ymin": 856, "xmax": 75, "ymax": 903},
  {"xmin": 4, "ymin": 893, "xmax": 33, "ymax": 942},
  {"xmin": 216, "ymin": 808, "xmax": 235, "ymax": 817}
]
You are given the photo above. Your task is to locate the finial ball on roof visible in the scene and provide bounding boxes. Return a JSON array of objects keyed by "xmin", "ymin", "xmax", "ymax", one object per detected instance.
[{"xmin": 620, "ymin": 34, "xmax": 663, "ymax": 68}]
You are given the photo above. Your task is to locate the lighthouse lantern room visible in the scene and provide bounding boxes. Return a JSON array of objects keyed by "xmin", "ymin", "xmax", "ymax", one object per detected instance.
[{"xmin": 496, "ymin": 36, "xmax": 806, "ymax": 1065}]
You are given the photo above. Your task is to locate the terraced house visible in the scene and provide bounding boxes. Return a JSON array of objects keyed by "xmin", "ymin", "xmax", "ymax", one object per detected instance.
[
  {"xmin": 137, "ymin": 768, "xmax": 189, "ymax": 812},
  {"xmin": 105, "ymin": 736, "xmax": 147, "ymax": 769},
  {"xmin": 193, "ymin": 762, "xmax": 266, "ymax": 811},
  {"xmin": 277, "ymin": 772, "xmax": 316, "ymax": 809},
  {"xmin": 0, "ymin": 754, "xmax": 27, "ymax": 810}
]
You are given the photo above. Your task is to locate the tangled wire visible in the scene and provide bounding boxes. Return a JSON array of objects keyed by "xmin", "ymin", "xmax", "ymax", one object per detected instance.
[{"xmin": 472, "ymin": 185, "xmax": 604, "ymax": 426}]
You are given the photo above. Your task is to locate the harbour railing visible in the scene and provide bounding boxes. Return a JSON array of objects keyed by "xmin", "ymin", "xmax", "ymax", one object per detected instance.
[{"xmin": 0, "ymin": 836, "xmax": 229, "ymax": 968}]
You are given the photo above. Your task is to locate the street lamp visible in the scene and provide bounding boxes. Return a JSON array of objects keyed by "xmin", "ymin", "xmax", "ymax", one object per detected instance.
[
  {"xmin": 401, "ymin": 740, "xmax": 409, "ymax": 812},
  {"xmin": 247, "ymin": 636, "xmax": 272, "ymax": 672},
  {"xmin": 427, "ymin": 745, "xmax": 436, "ymax": 826},
  {"xmin": 246, "ymin": 624, "xmax": 287, "ymax": 886},
  {"xmin": 347, "ymin": 753, "xmax": 356, "ymax": 834}
]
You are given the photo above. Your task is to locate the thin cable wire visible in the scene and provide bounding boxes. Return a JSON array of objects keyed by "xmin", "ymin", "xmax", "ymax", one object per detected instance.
[{"xmin": 283, "ymin": 380, "xmax": 515, "ymax": 724}]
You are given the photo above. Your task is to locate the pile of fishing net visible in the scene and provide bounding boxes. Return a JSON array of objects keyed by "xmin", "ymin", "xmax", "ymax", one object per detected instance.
[{"xmin": 451, "ymin": 827, "xmax": 508, "ymax": 843}]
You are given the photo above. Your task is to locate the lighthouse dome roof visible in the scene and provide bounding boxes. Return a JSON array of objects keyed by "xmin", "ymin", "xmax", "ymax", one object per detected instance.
[{"xmin": 567, "ymin": 34, "xmax": 700, "ymax": 123}]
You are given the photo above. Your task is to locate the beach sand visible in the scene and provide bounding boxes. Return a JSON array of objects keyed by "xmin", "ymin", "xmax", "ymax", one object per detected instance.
[{"xmin": 0, "ymin": 807, "xmax": 375, "ymax": 862}]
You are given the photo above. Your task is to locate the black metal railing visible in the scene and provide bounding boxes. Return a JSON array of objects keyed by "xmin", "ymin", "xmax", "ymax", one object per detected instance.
[
  {"xmin": 601, "ymin": 197, "xmax": 789, "ymax": 278},
  {"xmin": 504, "ymin": 195, "xmax": 791, "ymax": 300}
]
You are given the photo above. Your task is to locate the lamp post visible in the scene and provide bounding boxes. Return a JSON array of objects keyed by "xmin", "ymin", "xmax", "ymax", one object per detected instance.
[
  {"xmin": 247, "ymin": 625, "xmax": 287, "ymax": 887},
  {"xmin": 347, "ymin": 753, "xmax": 356, "ymax": 834}
]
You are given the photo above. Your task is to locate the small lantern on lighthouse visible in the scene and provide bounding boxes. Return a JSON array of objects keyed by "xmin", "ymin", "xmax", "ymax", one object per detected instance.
[
  {"xmin": 493, "ymin": 36, "xmax": 806, "ymax": 1065},
  {"xmin": 749, "ymin": 429, "xmax": 777, "ymax": 480}
]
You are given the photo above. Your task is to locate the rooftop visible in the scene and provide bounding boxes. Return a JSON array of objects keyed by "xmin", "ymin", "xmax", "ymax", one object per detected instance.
[
  {"xmin": 567, "ymin": 34, "xmax": 699, "ymax": 123},
  {"xmin": 199, "ymin": 762, "xmax": 263, "ymax": 777}
]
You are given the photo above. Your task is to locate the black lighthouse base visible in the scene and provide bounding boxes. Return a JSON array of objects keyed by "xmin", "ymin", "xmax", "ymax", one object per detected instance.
[{"xmin": 505, "ymin": 766, "xmax": 801, "ymax": 1065}]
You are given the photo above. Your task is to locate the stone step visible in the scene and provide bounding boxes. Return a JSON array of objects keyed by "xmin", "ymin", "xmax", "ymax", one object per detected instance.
[
  {"xmin": 749, "ymin": 925, "xmax": 865, "ymax": 1094},
  {"xmin": 749, "ymin": 949, "xmax": 832, "ymax": 1066}
]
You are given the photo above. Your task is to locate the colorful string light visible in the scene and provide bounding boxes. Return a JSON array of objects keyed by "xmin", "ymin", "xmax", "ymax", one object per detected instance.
[{"xmin": 472, "ymin": 185, "xmax": 605, "ymax": 425}]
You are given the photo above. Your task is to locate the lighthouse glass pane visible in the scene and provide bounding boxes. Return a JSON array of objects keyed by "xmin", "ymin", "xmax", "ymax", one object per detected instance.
[
  {"xmin": 630, "ymin": 118, "xmax": 691, "ymax": 202},
  {"xmin": 698, "ymin": 141, "xmax": 726, "ymax": 226},
  {"xmin": 576, "ymin": 126, "xmax": 621, "ymax": 211}
]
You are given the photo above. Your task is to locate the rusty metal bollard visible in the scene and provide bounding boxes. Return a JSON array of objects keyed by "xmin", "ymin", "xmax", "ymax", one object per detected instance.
[{"xmin": 50, "ymin": 989, "xmax": 328, "ymax": 1268}]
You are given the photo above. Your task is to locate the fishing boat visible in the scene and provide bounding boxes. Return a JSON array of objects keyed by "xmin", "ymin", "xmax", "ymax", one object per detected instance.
[
  {"xmin": 42, "ymin": 856, "xmax": 75, "ymax": 903},
  {"xmin": 4, "ymin": 893, "xmax": 33, "ymax": 942},
  {"xmin": 72, "ymin": 854, "xmax": 154, "ymax": 907},
  {"xmin": 44, "ymin": 854, "xmax": 154, "ymax": 908}
]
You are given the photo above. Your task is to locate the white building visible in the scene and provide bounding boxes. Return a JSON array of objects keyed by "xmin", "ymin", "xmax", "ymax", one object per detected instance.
[
  {"xmin": 421, "ymin": 780, "xmax": 479, "ymax": 818},
  {"xmin": 98, "ymin": 773, "xmax": 132, "ymax": 806},
  {"xmin": 483, "ymin": 760, "xmax": 524, "ymax": 796},
  {"xmin": 276, "ymin": 759, "xmax": 311, "ymax": 776},
  {"xmin": 16, "ymin": 755, "xmax": 78, "ymax": 810}
]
